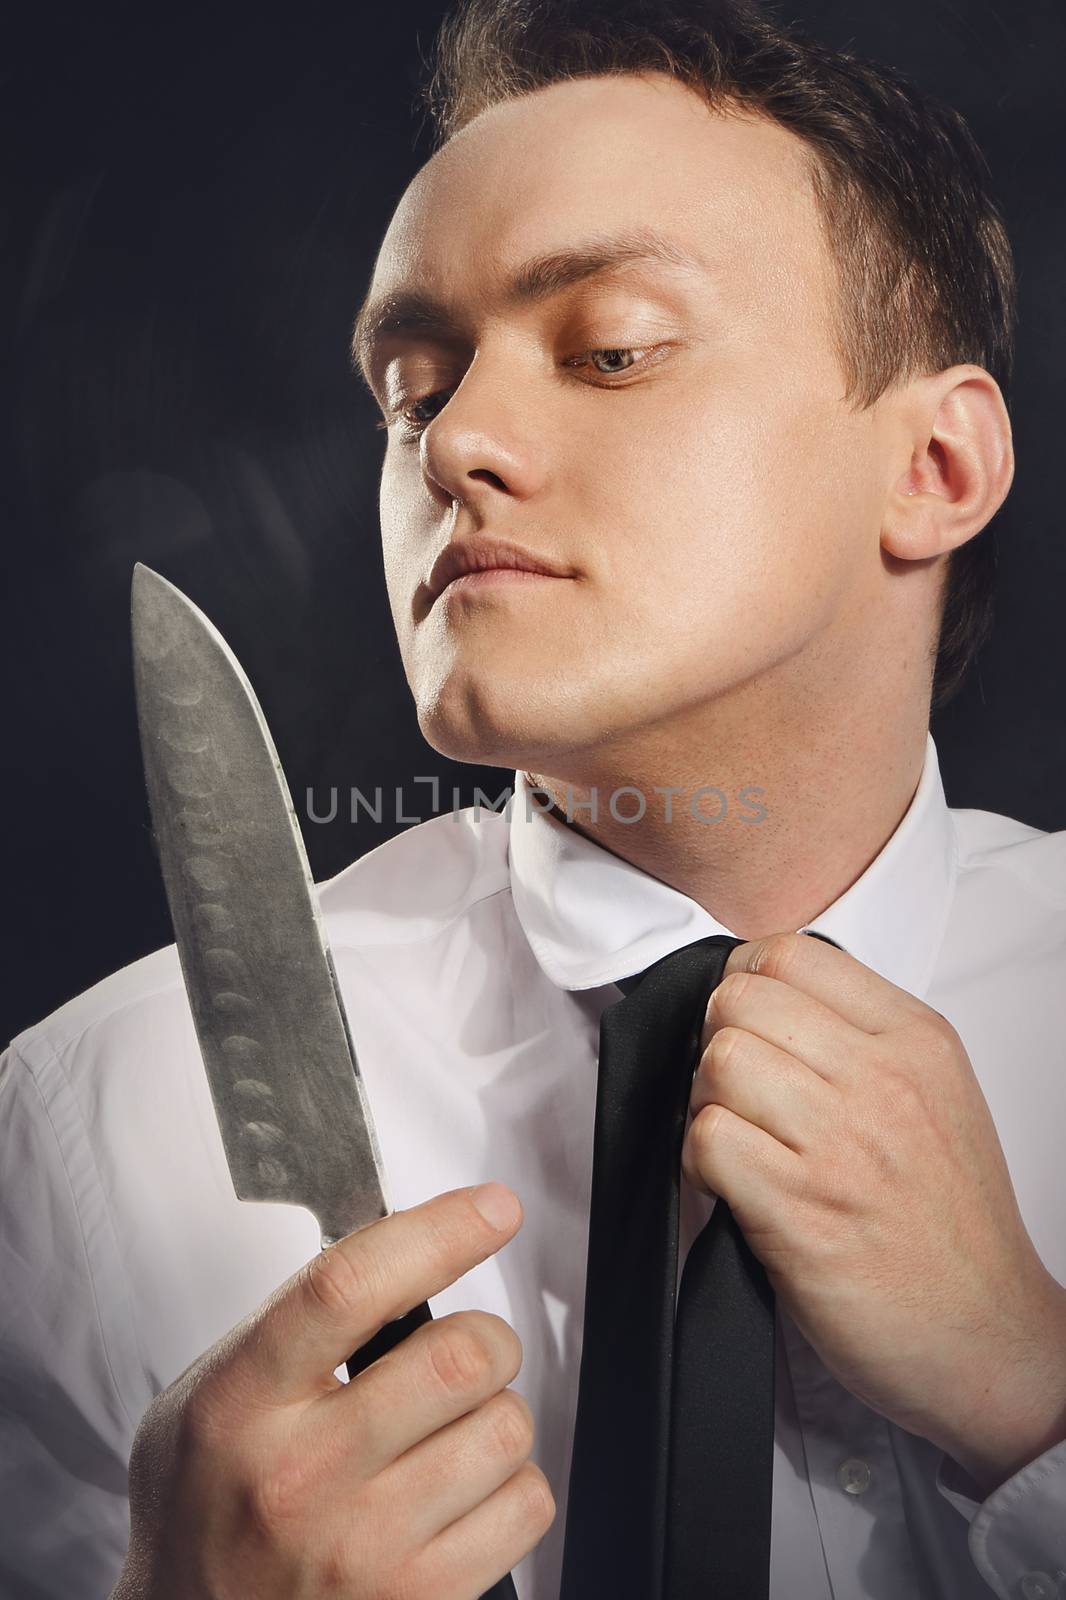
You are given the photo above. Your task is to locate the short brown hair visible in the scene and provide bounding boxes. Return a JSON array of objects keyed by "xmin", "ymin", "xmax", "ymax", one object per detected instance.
[{"xmin": 416, "ymin": 0, "xmax": 1016, "ymax": 707}]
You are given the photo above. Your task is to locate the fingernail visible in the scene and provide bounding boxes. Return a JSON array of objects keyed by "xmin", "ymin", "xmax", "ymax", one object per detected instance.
[{"xmin": 471, "ymin": 1182, "xmax": 520, "ymax": 1231}]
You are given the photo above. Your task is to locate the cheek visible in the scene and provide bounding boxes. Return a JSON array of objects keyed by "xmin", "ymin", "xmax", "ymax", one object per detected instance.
[
  {"xmin": 378, "ymin": 471, "xmax": 425, "ymax": 637},
  {"xmin": 667, "ymin": 391, "xmax": 866, "ymax": 591},
  {"xmin": 579, "ymin": 390, "xmax": 871, "ymax": 686}
]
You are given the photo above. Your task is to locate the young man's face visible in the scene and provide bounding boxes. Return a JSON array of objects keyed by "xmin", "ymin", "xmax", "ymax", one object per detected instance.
[{"xmin": 361, "ymin": 72, "xmax": 896, "ymax": 777}]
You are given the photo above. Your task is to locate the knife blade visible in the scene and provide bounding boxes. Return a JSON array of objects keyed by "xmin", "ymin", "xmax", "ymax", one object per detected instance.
[{"xmin": 132, "ymin": 562, "xmax": 392, "ymax": 1254}]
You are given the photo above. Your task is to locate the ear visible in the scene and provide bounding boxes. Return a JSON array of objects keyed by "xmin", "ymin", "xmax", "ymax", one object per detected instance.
[{"xmin": 881, "ymin": 365, "xmax": 1014, "ymax": 562}]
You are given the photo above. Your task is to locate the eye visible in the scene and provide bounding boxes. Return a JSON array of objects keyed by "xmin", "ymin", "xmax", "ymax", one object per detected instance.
[
  {"xmin": 574, "ymin": 348, "xmax": 642, "ymax": 376},
  {"xmin": 375, "ymin": 344, "xmax": 664, "ymax": 436},
  {"xmin": 375, "ymin": 387, "xmax": 454, "ymax": 434}
]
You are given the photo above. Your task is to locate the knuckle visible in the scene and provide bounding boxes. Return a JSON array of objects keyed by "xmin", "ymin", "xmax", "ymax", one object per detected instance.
[
  {"xmin": 459, "ymin": 1309, "xmax": 524, "ymax": 1382},
  {"xmin": 244, "ymin": 1444, "xmax": 316, "ymax": 1530},
  {"xmin": 707, "ymin": 1025, "xmax": 745, "ymax": 1079},
  {"xmin": 923, "ymin": 1011, "xmax": 962, "ymax": 1061},
  {"xmin": 713, "ymin": 971, "xmax": 750, "ymax": 1011},
  {"xmin": 692, "ymin": 1102, "xmax": 725, "ymax": 1159},
  {"xmin": 244, "ymin": 1469, "xmax": 286, "ymax": 1535},
  {"xmin": 427, "ymin": 1320, "xmax": 493, "ymax": 1397},
  {"xmin": 486, "ymin": 1390, "xmax": 534, "ymax": 1462},
  {"xmin": 512, "ymin": 1462, "xmax": 556, "ymax": 1532},
  {"xmin": 750, "ymin": 931, "xmax": 805, "ymax": 980},
  {"xmin": 303, "ymin": 1242, "xmax": 374, "ymax": 1319}
]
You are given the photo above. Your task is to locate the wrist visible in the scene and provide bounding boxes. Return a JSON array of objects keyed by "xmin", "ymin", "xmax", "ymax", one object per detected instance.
[
  {"xmin": 948, "ymin": 1410, "xmax": 1066, "ymax": 1499},
  {"xmin": 940, "ymin": 1279, "xmax": 1066, "ymax": 1497}
]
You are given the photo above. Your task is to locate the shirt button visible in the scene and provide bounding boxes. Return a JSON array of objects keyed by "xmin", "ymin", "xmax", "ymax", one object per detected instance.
[
  {"xmin": 1018, "ymin": 1574, "xmax": 1059, "ymax": 1600},
  {"xmin": 836, "ymin": 1457, "xmax": 872, "ymax": 1495}
]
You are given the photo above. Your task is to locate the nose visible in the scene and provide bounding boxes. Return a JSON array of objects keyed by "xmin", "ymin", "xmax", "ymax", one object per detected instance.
[{"xmin": 416, "ymin": 355, "xmax": 549, "ymax": 511}]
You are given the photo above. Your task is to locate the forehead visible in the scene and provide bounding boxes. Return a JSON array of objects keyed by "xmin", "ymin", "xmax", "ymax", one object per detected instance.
[{"xmin": 366, "ymin": 73, "xmax": 829, "ymax": 321}]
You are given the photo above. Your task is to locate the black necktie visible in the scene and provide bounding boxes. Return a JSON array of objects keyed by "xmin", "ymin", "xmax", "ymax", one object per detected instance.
[{"xmin": 558, "ymin": 933, "xmax": 775, "ymax": 1600}]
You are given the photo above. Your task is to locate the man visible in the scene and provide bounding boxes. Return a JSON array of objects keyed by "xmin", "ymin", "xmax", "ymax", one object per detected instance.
[{"xmin": 2, "ymin": 0, "xmax": 1064, "ymax": 1597}]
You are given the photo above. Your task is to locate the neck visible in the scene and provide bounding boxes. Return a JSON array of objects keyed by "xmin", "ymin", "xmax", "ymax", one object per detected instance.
[{"xmin": 525, "ymin": 662, "xmax": 931, "ymax": 941}]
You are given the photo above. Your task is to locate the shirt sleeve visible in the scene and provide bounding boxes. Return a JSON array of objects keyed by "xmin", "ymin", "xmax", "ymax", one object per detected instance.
[
  {"xmin": 936, "ymin": 1442, "xmax": 1066, "ymax": 1599},
  {"xmin": 0, "ymin": 1039, "xmax": 146, "ymax": 1600}
]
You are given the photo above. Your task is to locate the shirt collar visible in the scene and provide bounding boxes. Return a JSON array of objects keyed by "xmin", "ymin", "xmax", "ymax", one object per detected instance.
[{"xmin": 507, "ymin": 731, "xmax": 957, "ymax": 1000}]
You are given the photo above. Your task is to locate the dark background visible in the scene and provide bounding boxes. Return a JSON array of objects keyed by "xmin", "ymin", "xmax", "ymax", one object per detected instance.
[{"xmin": 3, "ymin": 0, "xmax": 1063, "ymax": 1048}]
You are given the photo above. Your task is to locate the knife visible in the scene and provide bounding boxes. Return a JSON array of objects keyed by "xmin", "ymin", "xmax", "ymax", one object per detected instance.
[{"xmin": 131, "ymin": 563, "xmax": 519, "ymax": 1600}]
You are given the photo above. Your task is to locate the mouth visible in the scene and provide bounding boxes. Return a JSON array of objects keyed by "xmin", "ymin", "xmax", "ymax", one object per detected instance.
[
  {"xmin": 424, "ymin": 537, "xmax": 576, "ymax": 606},
  {"xmin": 439, "ymin": 568, "xmax": 565, "ymax": 599}
]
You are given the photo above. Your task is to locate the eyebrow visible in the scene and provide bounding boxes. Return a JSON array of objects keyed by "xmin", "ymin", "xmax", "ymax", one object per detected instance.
[{"xmin": 350, "ymin": 225, "xmax": 709, "ymax": 392}]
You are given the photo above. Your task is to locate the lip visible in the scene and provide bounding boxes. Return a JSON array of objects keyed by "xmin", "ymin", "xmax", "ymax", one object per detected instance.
[{"xmin": 425, "ymin": 537, "xmax": 575, "ymax": 603}]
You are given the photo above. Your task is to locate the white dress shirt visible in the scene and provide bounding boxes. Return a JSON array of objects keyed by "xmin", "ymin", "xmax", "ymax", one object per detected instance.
[{"xmin": 2, "ymin": 730, "xmax": 1065, "ymax": 1600}]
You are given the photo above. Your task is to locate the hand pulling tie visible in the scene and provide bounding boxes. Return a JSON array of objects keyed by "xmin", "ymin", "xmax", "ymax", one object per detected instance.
[{"xmin": 559, "ymin": 933, "xmax": 775, "ymax": 1600}]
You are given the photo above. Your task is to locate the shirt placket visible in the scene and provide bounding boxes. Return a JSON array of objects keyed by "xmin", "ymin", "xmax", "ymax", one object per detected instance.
[{"xmin": 781, "ymin": 1313, "xmax": 921, "ymax": 1599}]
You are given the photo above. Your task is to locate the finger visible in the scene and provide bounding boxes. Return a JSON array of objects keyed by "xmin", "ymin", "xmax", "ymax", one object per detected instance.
[
  {"xmin": 719, "ymin": 931, "xmax": 926, "ymax": 1035},
  {"xmin": 405, "ymin": 1461, "xmax": 556, "ymax": 1600},
  {"xmin": 691, "ymin": 1027, "xmax": 840, "ymax": 1153},
  {"xmin": 682, "ymin": 1101, "xmax": 802, "ymax": 1231},
  {"xmin": 235, "ymin": 1183, "xmax": 523, "ymax": 1403},
  {"xmin": 702, "ymin": 969, "xmax": 865, "ymax": 1085},
  {"xmin": 374, "ymin": 1387, "xmax": 536, "ymax": 1546},
  {"xmin": 309, "ymin": 1309, "xmax": 524, "ymax": 1481}
]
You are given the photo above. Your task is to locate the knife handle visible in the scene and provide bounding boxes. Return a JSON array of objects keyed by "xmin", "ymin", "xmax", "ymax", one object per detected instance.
[
  {"xmin": 345, "ymin": 1303, "xmax": 521, "ymax": 1600},
  {"xmin": 345, "ymin": 1297, "xmax": 433, "ymax": 1377}
]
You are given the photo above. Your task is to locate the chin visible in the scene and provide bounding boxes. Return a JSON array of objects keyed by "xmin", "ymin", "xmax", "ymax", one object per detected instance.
[
  {"xmin": 417, "ymin": 705, "xmax": 547, "ymax": 772},
  {"xmin": 412, "ymin": 674, "xmax": 589, "ymax": 773}
]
